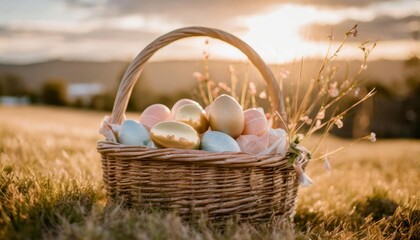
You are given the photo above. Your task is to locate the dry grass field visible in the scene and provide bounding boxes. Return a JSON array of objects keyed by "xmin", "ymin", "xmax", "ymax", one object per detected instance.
[{"xmin": 1, "ymin": 106, "xmax": 419, "ymax": 239}]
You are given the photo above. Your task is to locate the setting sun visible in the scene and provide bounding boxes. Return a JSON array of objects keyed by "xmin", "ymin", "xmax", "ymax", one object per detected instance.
[{"xmin": 241, "ymin": 4, "xmax": 337, "ymax": 63}]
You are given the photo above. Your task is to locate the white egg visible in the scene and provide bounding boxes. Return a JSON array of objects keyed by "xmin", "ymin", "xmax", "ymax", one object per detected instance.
[
  {"xmin": 117, "ymin": 120, "xmax": 150, "ymax": 146},
  {"xmin": 200, "ymin": 131, "xmax": 241, "ymax": 152}
]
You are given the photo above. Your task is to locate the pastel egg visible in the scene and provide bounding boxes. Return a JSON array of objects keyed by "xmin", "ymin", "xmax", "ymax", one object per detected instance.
[
  {"xmin": 174, "ymin": 104, "xmax": 209, "ymax": 134},
  {"xmin": 204, "ymin": 104, "xmax": 212, "ymax": 118},
  {"xmin": 200, "ymin": 131, "xmax": 241, "ymax": 152},
  {"xmin": 171, "ymin": 99, "xmax": 200, "ymax": 118},
  {"xmin": 117, "ymin": 120, "xmax": 150, "ymax": 146},
  {"xmin": 139, "ymin": 104, "xmax": 171, "ymax": 130},
  {"xmin": 242, "ymin": 109, "xmax": 268, "ymax": 136},
  {"xmin": 208, "ymin": 94, "xmax": 244, "ymax": 138},
  {"xmin": 150, "ymin": 121, "xmax": 200, "ymax": 149},
  {"xmin": 236, "ymin": 132, "xmax": 269, "ymax": 154}
]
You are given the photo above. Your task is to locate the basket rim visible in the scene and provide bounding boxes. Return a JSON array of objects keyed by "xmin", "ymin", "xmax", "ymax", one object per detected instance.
[{"xmin": 97, "ymin": 140, "xmax": 308, "ymax": 168}]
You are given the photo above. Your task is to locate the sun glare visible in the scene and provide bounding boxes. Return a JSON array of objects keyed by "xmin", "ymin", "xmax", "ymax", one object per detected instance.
[
  {"xmin": 134, "ymin": 2, "xmax": 420, "ymax": 63},
  {"xmin": 238, "ymin": 4, "xmax": 342, "ymax": 63}
]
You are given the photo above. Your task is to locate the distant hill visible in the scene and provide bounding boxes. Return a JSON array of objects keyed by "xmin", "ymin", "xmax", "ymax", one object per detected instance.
[
  {"xmin": 0, "ymin": 60, "xmax": 127, "ymax": 92},
  {"xmin": 0, "ymin": 59, "xmax": 418, "ymax": 96},
  {"xmin": 1, "ymin": 58, "xmax": 418, "ymax": 138}
]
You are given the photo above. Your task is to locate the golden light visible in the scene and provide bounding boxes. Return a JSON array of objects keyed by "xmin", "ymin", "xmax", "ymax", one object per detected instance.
[
  {"xmin": 150, "ymin": 4, "xmax": 340, "ymax": 63},
  {"xmin": 240, "ymin": 4, "xmax": 341, "ymax": 63},
  {"xmin": 126, "ymin": 3, "xmax": 419, "ymax": 64}
]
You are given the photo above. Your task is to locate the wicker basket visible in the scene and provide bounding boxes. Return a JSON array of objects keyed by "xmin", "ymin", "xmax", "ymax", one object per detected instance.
[{"xmin": 97, "ymin": 26, "xmax": 308, "ymax": 223}]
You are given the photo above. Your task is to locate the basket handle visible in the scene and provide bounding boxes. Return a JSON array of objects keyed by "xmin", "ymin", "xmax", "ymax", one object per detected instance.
[{"xmin": 111, "ymin": 26, "xmax": 287, "ymax": 129}]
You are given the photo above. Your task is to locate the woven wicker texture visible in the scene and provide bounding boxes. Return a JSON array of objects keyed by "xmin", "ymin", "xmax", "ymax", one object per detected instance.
[{"xmin": 98, "ymin": 26, "xmax": 306, "ymax": 223}]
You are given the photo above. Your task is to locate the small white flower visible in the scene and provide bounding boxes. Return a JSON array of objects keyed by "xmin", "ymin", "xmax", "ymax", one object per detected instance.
[
  {"xmin": 335, "ymin": 118, "xmax": 343, "ymax": 128},
  {"xmin": 347, "ymin": 27, "xmax": 358, "ymax": 37},
  {"xmin": 193, "ymin": 72, "xmax": 204, "ymax": 81},
  {"xmin": 300, "ymin": 115, "xmax": 313, "ymax": 125},
  {"xmin": 249, "ymin": 82, "xmax": 257, "ymax": 96},
  {"xmin": 296, "ymin": 134, "xmax": 304, "ymax": 142},
  {"xmin": 317, "ymin": 110, "xmax": 325, "ymax": 120},
  {"xmin": 259, "ymin": 91, "xmax": 267, "ymax": 99},
  {"xmin": 218, "ymin": 82, "xmax": 231, "ymax": 92},
  {"xmin": 369, "ymin": 132, "xmax": 376, "ymax": 142},
  {"xmin": 361, "ymin": 64, "xmax": 368, "ymax": 70},
  {"xmin": 328, "ymin": 81, "xmax": 339, "ymax": 97},
  {"xmin": 212, "ymin": 87, "xmax": 220, "ymax": 97},
  {"xmin": 341, "ymin": 79, "xmax": 350, "ymax": 89},
  {"xmin": 354, "ymin": 87, "xmax": 360, "ymax": 97},
  {"xmin": 315, "ymin": 119, "xmax": 322, "ymax": 129}
]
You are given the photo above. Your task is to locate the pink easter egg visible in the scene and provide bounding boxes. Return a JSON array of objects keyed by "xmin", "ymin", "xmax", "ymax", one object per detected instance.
[
  {"xmin": 236, "ymin": 132, "xmax": 269, "ymax": 154},
  {"xmin": 242, "ymin": 109, "xmax": 268, "ymax": 136},
  {"xmin": 201, "ymin": 102, "xmax": 212, "ymax": 133},
  {"xmin": 139, "ymin": 104, "xmax": 171, "ymax": 130},
  {"xmin": 171, "ymin": 99, "xmax": 200, "ymax": 118},
  {"xmin": 204, "ymin": 104, "xmax": 212, "ymax": 118}
]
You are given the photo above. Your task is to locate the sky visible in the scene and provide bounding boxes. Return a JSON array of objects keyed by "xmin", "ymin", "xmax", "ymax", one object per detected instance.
[{"xmin": 0, "ymin": 0, "xmax": 419, "ymax": 64}]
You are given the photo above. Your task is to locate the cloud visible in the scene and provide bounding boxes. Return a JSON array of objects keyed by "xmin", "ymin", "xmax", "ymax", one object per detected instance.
[
  {"xmin": 0, "ymin": 24, "xmax": 158, "ymax": 43},
  {"xmin": 69, "ymin": 0, "xmax": 391, "ymax": 13},
  {"xmin": 0, "ymin": 0, "xmax": 416, "ymax": 63},
  {"xmin": 65, "ymin": 0, "xmax": 392, "ymax": 30},
  {"xmin": 0, "ymin": 24, "xmax": 161, "ymax": 63},
  {"xmin": 301, "ymin": 15, "xmax": 420, "ymax": 42}
]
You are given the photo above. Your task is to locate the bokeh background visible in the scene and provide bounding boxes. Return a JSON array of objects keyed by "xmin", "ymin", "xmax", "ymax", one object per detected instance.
[{"xmin": 0, "ymin": 0, "xmax": 419, "ymax": 138}]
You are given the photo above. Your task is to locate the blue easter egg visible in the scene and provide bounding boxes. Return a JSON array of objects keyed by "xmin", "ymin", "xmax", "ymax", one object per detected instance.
[
  {"xmin": 200, "ymin": 131, "xmax": 241, "ymax": 152},
  {"xmin": 118, "ymin": 120, "xmax": 150, "ymax": 146}
]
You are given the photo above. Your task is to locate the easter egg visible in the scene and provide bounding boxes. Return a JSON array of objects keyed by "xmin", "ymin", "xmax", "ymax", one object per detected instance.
[
  {"xmin": 139, "ymin": 104, "xmax": 171, "ymax": 130},
  {"xmin": 200, "ymin": 131, "xmax": 241, "ymax": 152},
  {"xmin": 236, "ymin": 132, "xmax": 269, "ymax": 154},
  {"xmin": 174, "ymin": 104, "xmax": 209, "ymax": 134},
  {"xmin": 171, "ymin": 99, "xmax": 200, "ymax": 118},
  {"xmin": 208, "ymin": 94, "xmax": 244, "ymax": 138},
  {"xmin": 204, "ymin": 104, "xmax": 212, "ymax": 118},
  {"xmin": 117, "ymin": 120, "xmax": 150, "ymax": 146},
  {"xmin": 150, "ymin": 121, "xmax": 200, "ymax": 149},
  {"xmin": 242, "ymin": 108, "xmax": 268, "ymax": 136}
]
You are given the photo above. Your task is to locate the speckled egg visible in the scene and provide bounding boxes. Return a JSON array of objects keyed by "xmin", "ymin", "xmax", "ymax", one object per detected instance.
[
  {"xmin": 208, "ymin": 94, "xmax": 244, "ymax": 138},
  {"xmin": 200, "ymin": 131, "xmax": 241, "ymax": 152},
  {"xmin": 150, "ymin": 121, "xmax": 200, "ymax": 149},
  {"xmin": 117, "ymin": 120, "xmax": 150, "ymax": 146}
]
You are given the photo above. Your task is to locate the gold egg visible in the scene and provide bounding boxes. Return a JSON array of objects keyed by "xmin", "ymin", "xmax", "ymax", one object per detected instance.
[
  {"xmin": 171, "ymin": 99, "xmax": 200, "ymax": 118},
  {"xmin": 150, "ymin": 121, "xmax": 200, "ymax": 149},
  {"xmin": 209, "ymin": 94, "xmax": 244, "ymax": 138},
  {"xmin": 174, "ymin": 104, "xmax": 209, "ymax": 134}
]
